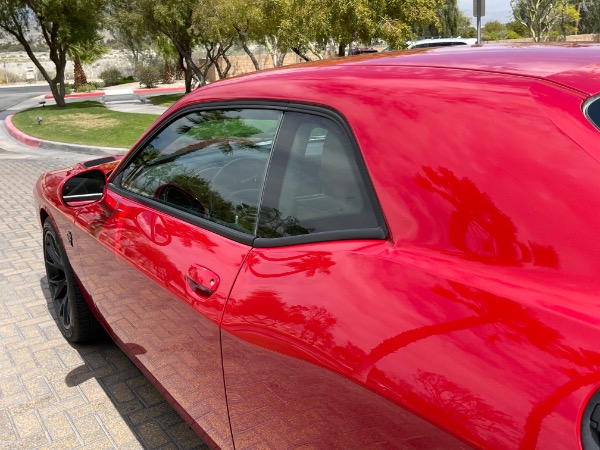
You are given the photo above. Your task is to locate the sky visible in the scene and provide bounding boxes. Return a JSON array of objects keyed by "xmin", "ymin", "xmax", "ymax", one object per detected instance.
[{"xmin": 458, "ymin": 0, "xmax": 514, "ymax": 25}]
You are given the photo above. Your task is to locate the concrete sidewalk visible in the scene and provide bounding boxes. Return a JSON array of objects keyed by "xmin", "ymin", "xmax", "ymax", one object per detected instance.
[
  {"xmin": 0, "ymin": 85, "xmax": 208, "ymax": 450},
  {"xmin": 1, "ymin": 89, "xmax": 174, "ymax": 155},
  {"xmin": 0, "ymin": 149, "xmax": 207, "ymax": 449},
  {"xmin": 43, "ymin": 81, "xmax": 186, "ymax": 101}
]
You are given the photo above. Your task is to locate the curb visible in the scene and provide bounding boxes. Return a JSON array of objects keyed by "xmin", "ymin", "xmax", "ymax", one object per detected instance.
[
  {"xmin": 43, "ymin": 92, "xmax": 103, "ymax": 99},
  {"xmin": 44, "ymin": 86, "xmax": 186, "ymax": 100},
  {"xmin": 134, "ymin": 87, "xmax": 186, "ymax": 95},
  {"xmin": 4, "ymin": 115, "xmax": 127, "ymax": 156},
  {"xmin": 5, "ymin": 115, "xmax": 41, "ymax": 148}
]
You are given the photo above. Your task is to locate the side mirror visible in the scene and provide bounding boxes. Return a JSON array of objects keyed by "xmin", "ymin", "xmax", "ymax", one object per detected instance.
[{"xmin": 61, "ymin": 169, "xmax": 107, "ymax": 207}]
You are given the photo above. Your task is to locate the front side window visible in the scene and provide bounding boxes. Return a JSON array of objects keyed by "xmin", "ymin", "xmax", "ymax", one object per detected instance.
[
  {"xmin": 257, "ymin": 112, "xmax": 381, "ymax": 239},
  {"xmin": 118, "ymin": 109, "xmax": 282, "ymax": 235}
]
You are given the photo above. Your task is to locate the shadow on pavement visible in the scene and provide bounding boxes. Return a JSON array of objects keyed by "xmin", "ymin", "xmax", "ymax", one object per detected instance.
[{"xmin": 40, "ymin": 276, "xmax": 209, "ymax": 450}]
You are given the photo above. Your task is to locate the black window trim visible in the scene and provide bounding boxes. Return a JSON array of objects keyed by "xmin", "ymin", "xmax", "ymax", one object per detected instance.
[
  {"xmin": 109, "ymin": 100, "xmax": 388, "ymax": 248},
  {"xmin": 583, "ymin": 94, "xmax": 600, "ymax": 132}
]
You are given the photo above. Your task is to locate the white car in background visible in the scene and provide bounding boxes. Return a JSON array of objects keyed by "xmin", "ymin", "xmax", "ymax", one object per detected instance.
[{"xmin": 407, "ymin": 37, "xmax": 478, "ymax": 49}]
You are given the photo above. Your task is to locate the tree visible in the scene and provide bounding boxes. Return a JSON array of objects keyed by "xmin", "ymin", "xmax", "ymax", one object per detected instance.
[
  {"xmin": 511, "ymin": 0, "xmax": 565, "ymax": 41},
  {"xmin": 554, "ymin": 2, "xmax": 579, "ymax": 36},
  {"xmin": 192, "ymin": 0, "xmax": 237, "ymax": 77},
  {"xmin": 278, "ymin": 0, "xmax": 329, "ymax": 61},
  {"xmin": 482, "ymin": 20, "xmax": 508, "ymax": 40},
  {"xmin": 438, "ymin": 0, "xmax": 461, "ymax": 36},
  {"xmin": 0, "ymin": 0, "xmax": 107, "ymax": 106},
  {"xmin": 213, "ymin": 0, "xmax": 263, "ymax": 71},
  {"xmin": 107, "ymin": 0, "xmax": 151, "ymax": 68},
  {"xmin": 457, "ymin": 11, "xmax": 477, "ymax": 37},
  {"xmin": 506, "ymin": 19, "xmax": 528, "ymax": 37},
  {"xmin": 209, "ymin": 0, "xmax": 325, "ymax": 69},
  {"xmin": 211, "ymin": 0, "xmax": 306, "ymax": 69},
  {"xmin": 153, "ymin": 35, "xmax": 178, "ymax": 83},
  {"xmin": 326, "ymin": 0, "xmax": 442, "ymax": 55},
  {"xmin": 257, "ymin": 0, "xmax": 300, "ymax": 66},
  {"xmin": 579, "ymin": 0, "xmax": 600, "ymax": 33},
  {"xmin": 69, "ymin": 38, "xmax": 108, "ymax": 89},
  {"xmin": 133, "ymin": 0, "xmax": 205, "ymax": 92},
  {"xmin": 416, "ymin": 0, "xmax": 460, "ymax": 37}
]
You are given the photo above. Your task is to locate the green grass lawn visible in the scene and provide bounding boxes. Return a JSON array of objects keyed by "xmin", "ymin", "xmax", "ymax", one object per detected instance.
[
  {"xmin": 148, "ymin": 93, "xmax": 185, "ymax": 107},
  {"xmin": 12, "ymin": 101, "xmax": 159, "ymax": 148}
]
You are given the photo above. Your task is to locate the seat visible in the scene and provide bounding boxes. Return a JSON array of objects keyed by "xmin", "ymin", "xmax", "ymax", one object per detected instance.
[{"xmin": 293, "ymin": 129, "xmax": 363, "ymax": 220}]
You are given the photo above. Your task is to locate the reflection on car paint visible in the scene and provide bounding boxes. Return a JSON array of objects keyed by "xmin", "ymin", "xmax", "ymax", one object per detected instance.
[{"xmin": 34, "ymin": 46, "xmax": 600, "ymax": 449}]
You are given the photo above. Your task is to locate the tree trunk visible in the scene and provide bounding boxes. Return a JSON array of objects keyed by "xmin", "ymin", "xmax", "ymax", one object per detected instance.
[
  {"xmin": 176, "ymin": 56, "xmax": 185, "ymax": 80},
  {"xmin": 73, "ymin": 54, "xmax": 87, "ymax": 89},
  {"xmin": 221, "ymin": 54, "xmax": 232, "ymax": 78},
  {"xmin": 307, "ymin": 42, "xmax": 324, "ymax": 60},
  {"xmin": 208, "ymin": 41, "xmax": 233, "ymax": 80},
  {"xmin": 170, "ymin": 38, "xmax": 207, "ymax": 91},
  {"xmin": 276, "ymin": 51, "xmax": 286, "ymax": 67},
  {"xmin": 264, "ymin": 36, "xmax": 287, "ymax": 68},
  {"xmin": 163, "ymin": 60, "xmax": 173, "ymax": 84},
  {"xmin": 264, "ymin": 36, "xmax": 277, "ymax": 68},
  {"xmin": 338, "ymin": 43, "xmax": 346, "ymax": 57},
  {"xmin": 291, "ymin": 48, "xmax": 311, "ymax": 62},
  {"xmin": 235, "ymin": 26, "xmax": 261, "ymax": 71},
  {"xmin": 184, "ymin": 66, "xmax": 194, "ymax": 92},
  {"xmin": 9, "ymin": 31, "xmax": 67, "ymax": 106},
  {"xmin": 48, "ymin": 80, "xmax": 66, "ymax": 107}
]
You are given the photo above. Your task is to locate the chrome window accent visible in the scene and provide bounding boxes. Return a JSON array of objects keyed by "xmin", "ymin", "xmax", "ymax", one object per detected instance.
[{"xmin": 583, "ymin": 95, "xmax": 600, "ymax": 132}]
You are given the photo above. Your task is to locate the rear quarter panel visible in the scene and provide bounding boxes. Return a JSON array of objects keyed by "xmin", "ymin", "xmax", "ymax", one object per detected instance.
[
  {"xmin": 338, "ymin": 69, "xmax": 600, "ymax": 448},
  {"xmin": 219, "ymin": 68, "xmax": 600, "ymax": 448}
]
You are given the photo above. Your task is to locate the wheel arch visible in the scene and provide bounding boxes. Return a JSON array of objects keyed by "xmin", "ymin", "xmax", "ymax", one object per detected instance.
[{"xmin": 39, "ymin": 207, "xmax": 49, "ymax": 228}]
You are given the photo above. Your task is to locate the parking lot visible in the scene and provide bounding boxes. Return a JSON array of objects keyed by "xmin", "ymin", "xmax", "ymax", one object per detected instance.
[{"xmin": 0, "ymin": 142, "xmax": 208, "ymax": 449}]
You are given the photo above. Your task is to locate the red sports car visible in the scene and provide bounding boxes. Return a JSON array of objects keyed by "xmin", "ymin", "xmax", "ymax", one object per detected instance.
[{"xmin": 34, "ymin": 45, "xmax": 600, "ymax": 449}]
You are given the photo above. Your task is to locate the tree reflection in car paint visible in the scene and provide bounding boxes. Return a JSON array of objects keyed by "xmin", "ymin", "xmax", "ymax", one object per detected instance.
[{"xmin": 415, "ymin": 166, "xmax": 559, "ymax": 268}]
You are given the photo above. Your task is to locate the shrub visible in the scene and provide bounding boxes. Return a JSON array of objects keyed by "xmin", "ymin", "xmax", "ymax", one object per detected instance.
[
  {"xmin": 0, "ymin": 70, "xmax": 22, "ymax": 84},
  {"xmin": 76, "ymin": 83, "xmax": 98, "ymax": 93},
  {"xmin": 100, "ymin": 67, "xmax": 122, "ymax": 86},
  {"xmin": 119, "ymin": 76, "xmax": 134, "ymax": 84},
  {"xmin": 134, "ymin": 64, "xmax": 162, "ymax": 88}
]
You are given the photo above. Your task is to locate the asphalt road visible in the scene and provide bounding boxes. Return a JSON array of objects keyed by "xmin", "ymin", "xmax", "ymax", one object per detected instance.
[{"xmin": 0, "ymin": 84, "xmax": 50, "ymax": 118}]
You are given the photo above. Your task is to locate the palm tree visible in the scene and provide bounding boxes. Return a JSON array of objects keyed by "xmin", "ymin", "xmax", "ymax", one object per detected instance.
[
  {"xmin": 69, "ymin": 38, "xmax": 109, "ymax": 89},
  {"xmin": 153, "ymin": 36, "xmax": 179, "ymax": 84}
]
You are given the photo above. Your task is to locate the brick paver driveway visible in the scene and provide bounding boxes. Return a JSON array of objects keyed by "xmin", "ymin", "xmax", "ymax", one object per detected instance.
[{"xmin": 0, "ymin": 146, "xmax": 208, "ymax": 449}]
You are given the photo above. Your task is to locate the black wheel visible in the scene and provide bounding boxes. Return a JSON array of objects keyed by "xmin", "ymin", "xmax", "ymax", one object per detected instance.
[{"xmin": 43, "ymin": 219, "xmax": 101, "ymax": 343}]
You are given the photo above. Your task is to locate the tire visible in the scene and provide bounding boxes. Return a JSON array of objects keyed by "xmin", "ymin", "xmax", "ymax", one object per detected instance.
[{"xmin": 42, "ymin": 219, "xmax": 101, "ymax": 343}]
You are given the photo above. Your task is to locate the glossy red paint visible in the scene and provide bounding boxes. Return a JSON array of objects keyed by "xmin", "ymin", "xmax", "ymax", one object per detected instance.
[
  {"xmin": 223, "ymin": 241, "xmax": 600, "ymax": 448},
  {"xmin": 34, "ymin": 45, "xmax": 600, "ymax": 449},
  {"xmin": 71, "ymin": 190, "xmax": 249, "ymax": 449}
]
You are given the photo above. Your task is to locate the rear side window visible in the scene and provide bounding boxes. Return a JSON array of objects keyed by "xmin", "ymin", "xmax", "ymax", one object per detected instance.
[
  {"xmin": 257, "ymin": 112, "xmax": 381, "ymax": 239},
  {"xmin": 585, "ymin": 97, "xmax": 600, "ymax": 131}
]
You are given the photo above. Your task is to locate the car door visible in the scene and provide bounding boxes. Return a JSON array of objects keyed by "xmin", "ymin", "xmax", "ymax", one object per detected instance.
[
  {"xmin": 220, "ymin": 111, "xmax": 473, "ymax": 448},
  {"xmin": 71, "ymin": 107, "xmax": 283, "ymax": 449}
]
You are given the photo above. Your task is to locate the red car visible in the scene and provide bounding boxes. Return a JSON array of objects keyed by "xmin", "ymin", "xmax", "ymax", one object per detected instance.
[{"xmin": 35, "ymin": 45, "xmax": 600, "ymax": 449}]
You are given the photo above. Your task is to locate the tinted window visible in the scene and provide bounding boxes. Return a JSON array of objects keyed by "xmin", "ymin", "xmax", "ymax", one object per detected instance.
[
  {"xmin": 119, "ymin": 109, "xmax": 282, "ymax": 235},
  {"xmin": 413, "ymin": 42, "xmax": 468, "ymax": 48},
  {"xmin": 587, "ymin": 97, "xmax": 600, "ymax": 131},
  {"xmin": 258, "ymin": 112, "xmax": 379, "ymax": 238}
]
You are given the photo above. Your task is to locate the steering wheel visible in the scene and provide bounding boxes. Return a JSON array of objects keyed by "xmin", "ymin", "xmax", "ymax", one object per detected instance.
[
  {"xmin": 156, "ymin": 184, "xmax": 207, "ymax": 217},
  {"xmin": 211, "ymin": 157, "xmax": 266, "ymax": 200}
]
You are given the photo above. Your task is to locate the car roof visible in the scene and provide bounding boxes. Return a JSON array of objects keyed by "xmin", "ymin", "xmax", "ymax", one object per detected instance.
[
  {"xmin": 346, "ymin": 44, "xmax": 600, "ymax": 95},
  {"xmin": 186, "ymin": 44, "xmax": 600, "ymax": 100}
]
